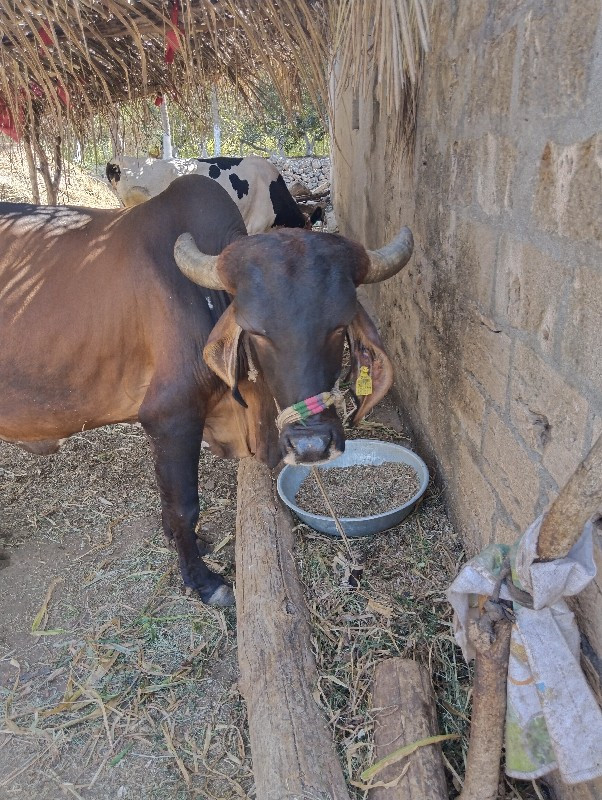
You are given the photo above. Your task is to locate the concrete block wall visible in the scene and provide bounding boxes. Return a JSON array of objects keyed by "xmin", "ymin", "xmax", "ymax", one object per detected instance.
[{"xmin": 331, "ymin": 2, "xmax": 602, "ymax": 782}]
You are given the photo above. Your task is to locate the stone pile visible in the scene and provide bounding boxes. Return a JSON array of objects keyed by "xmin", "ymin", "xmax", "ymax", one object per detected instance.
[{"xmin": 269, "ymin": 155, "xmax": 331, "ymax": 195}]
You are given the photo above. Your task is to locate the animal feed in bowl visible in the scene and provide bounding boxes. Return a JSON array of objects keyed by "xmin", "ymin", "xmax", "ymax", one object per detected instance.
[{"xmin": 295, "ymin": 462, "xmax": 421, "ymax": 518}]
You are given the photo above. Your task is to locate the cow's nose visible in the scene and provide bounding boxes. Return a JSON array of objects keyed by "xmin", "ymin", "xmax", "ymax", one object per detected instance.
[
  {"xmin": 287, "ymin": 432, "xmax": 332, "ymax": 463},
  {"xmin": 282, "ymin": 423, "xmax": 345, "ymax": 465}
]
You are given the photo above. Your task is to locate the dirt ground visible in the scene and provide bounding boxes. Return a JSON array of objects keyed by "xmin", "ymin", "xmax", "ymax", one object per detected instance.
[
  {"xmin": 0, "ymin": 144, "xmax": 119, "ymax": 208},
  {"xmin": 0, "ymin": 409, "xmax": 460, "ymax": 800},
  {"xmin": 0, "ymin": 424, "xmax": 249, "ymax": 800},
  {"xmin": 0, "ymin": 412, "xmax": 545, "ymax": 800},
  {"xmin": 0, "ymin": 150, "xmax": 544, "ymax": 800}
]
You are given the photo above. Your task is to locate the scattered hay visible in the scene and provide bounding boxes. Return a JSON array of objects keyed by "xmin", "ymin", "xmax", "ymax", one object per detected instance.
[
  {"xmin": 0, "ymin": 405, "xmax": 544, "ymax": 798},
  {"xmin": 294, "ymin": 491, "xmax": 468, "ymax": 796},
  {"xmin": 0, "ymin": 425, "xmax": 248, "ymax": 799},
  {"xmin": 288, "ymin": 410, "xmax": 543, "ymax": 799}
]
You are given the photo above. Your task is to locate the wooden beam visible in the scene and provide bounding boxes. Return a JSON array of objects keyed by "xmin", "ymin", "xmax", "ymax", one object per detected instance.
[
  {"xmin": 369, "ymin": 659, "xmax": 448, "ymax": 799},
  {"xmin": 235, "ymin": 457, "xmax": 352, "ymax": 800}
]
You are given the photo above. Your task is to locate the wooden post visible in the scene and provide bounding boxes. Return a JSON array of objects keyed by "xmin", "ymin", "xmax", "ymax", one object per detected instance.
[
  {"xmin": 544, "ymin": 770, "xmax": 602, "ymax": 799},
  {"xmin": 538, "ymin": 432, "xmax": 602, "ymax": 560},
  {"xmin": 459, "ymin": 614, "xmax": 512, "ymax": 800},
  {"xmin": 459, "ymin": 434, "xmax": 602, "ymax": 799},
  {"xmin": 235, "ymin": 457, "xmax": 351, "ymax": 800},
  {"xmin": 369, "ymin": 659, "xmax": 448, "ymax": 799}
]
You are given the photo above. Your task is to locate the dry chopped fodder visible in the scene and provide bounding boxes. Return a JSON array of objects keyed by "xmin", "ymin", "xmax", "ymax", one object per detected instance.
[{"xmin": 295, "ymin": 462, "xmax": 420, "ymax": 518}]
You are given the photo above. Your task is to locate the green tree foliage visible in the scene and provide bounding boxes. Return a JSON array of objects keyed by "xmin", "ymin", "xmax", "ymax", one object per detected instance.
[
  {"xmin": 231, "ymin": 84, "xmax": 327, "ymax": 157},
  {"xmin": 80, "ymin": 83, "xmax": 328, "ymax": 171}
]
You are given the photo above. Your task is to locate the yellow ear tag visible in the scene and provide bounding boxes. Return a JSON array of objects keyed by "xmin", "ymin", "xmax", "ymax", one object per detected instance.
[{"xmin": 355, "ymin": 366, "xmax": 373, "ymax": 396}]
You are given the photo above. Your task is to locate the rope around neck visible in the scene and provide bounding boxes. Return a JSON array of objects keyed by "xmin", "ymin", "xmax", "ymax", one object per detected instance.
[{"xmin": 243, "ymin": 336, "xmax": 258, "ymax": 383}]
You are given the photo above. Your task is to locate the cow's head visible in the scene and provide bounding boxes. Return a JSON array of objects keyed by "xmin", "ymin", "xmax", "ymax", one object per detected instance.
[
  {"xmin": 173, "ymin": 227, "xmax": 413, "ymax": 465},
  {"xmin": 106, "ymin": 161, "xmax": 121, "ymax": 186},
  {"xmin": 304, "ymin": 206, "xmax": 324, "ymax": 229}
]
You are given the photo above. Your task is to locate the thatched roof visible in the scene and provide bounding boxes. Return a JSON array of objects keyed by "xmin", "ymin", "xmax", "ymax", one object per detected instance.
[{"xmin": 0, "ymin": 1, "xmax": 429, "ymax": 141}]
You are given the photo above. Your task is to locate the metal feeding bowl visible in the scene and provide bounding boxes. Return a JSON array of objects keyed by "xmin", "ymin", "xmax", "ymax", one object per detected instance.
[{"xmin": 277, "ymin": 438, "xmax": 429, "ymax": 538}]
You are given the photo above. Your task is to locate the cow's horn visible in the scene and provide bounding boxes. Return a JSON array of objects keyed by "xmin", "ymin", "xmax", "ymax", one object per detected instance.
[
  {"xmin": 363, "ymin": 227, "xmax": 414, "ymax": 284},
  {"xmin": 174, "ymin": 233, "xmax": 225, "ymax": 290}
]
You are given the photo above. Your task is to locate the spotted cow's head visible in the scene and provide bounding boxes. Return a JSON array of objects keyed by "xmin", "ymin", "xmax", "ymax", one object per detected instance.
[{"xmin": 173, "ymin": 227, "xmax": 413, "ymax": 465}]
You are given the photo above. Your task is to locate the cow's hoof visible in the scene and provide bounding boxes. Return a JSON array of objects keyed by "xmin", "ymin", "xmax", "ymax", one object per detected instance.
[{"xmin": 204, "ymin": 584, "xmax": 235, "ymax": 607}]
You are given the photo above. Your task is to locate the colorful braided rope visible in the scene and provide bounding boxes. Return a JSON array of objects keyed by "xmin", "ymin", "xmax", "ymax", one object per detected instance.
[
  {"xmin": 275, "ymin": 390, "xmax": 337, "ymax": 430},
  {"xmin": 292, "ymin": 392, "xmax": 334, "ymax": 420}
]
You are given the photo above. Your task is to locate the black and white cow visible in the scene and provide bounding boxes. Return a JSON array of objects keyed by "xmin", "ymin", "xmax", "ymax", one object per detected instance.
[{"xmin": 106, "ymin": 155, "xmax": 322, "ymax": 234}]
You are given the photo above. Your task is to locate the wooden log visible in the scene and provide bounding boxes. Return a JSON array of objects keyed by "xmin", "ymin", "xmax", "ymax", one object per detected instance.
[
  {"xmin": 294, "ymin": 188, "xmax": 331, "ymax": 202},
  {"xmin": 369, "ymin": 658, "xmax": 448, "ymax": 800},
  {"xmin": 538, "ymin": 432, "xmax": 602, "ymax": 560},
  {"xmin": 458, "ymin": 434, "xmax": 602, "ymax": 800},
  {"xmin": 459, "ymin": 614, "xmax": 513, "ymax": 800},
  {"xmin": 235, "ymin": 457, "xmax": 351, "ymax": 800}
]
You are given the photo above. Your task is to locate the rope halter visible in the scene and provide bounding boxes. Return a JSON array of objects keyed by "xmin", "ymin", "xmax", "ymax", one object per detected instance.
[
  {"xmin": 275, "ymin": 389, "xmax": 342, "ymax": 432},
  {"xmin": 242, "ymin": 333, "xmax": 344, "ymax": 432}
]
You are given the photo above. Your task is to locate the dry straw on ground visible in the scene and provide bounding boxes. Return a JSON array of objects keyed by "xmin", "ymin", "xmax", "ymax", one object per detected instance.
[{"xmin": 1, "ymin": 417, "xmax": 545, "ymax": 799}]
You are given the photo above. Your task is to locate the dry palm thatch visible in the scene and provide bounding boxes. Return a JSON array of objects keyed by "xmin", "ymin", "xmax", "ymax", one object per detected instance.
[
  {"xmin": 331, "ymin": 0, "xmax": 430, "ymax": 147},
  {"xmin": 0, "ymin": 0, "xmax": 429, "ymax": 149}
]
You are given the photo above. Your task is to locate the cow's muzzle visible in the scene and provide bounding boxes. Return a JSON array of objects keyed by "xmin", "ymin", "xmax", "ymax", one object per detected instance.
[{"xmin": 280, "ymin": 414, "xmax": 345, "ymax": 466}]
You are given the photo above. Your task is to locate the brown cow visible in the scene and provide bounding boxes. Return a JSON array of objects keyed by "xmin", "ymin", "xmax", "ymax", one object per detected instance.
[{"xmin": 0, "ymin": 175, "xmax": 413, "ymax": 606}]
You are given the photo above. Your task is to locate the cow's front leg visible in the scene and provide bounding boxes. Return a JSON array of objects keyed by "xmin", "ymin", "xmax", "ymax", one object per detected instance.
[{"xmin": 140, "ymin": 408, "xmax": 234, "ymax": 607}]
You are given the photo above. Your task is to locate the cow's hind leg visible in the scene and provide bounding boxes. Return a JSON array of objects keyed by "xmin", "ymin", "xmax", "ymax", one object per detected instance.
[{"xmin": 140, "ymin": 405, "xmax": 234, "ymax": 607}]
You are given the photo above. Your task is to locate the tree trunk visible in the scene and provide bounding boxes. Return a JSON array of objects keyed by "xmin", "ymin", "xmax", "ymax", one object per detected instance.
[
  {"xmin": 369, "ymin": 659, "xmax": 448, "ymax": 800},
  {"xmin": 109, "ymin": 105, "xmax": 122, "ymax": 157},
  {"xmin": 303, "ymin": 131, "xmax": 314, "ymax": 156},
  {"xmin": 32, "ymin": 130, "xmax": 61, "ymax": 205},
  {"xmin": 211, "ymin": 86, "xmax": 221, "ymax": 156},
  {"xmin": 23, "ymin": 135, "xmax": 40, "ymax": 204},
  {"xmin": 235, "ymin": 457, "xmax": 351, "ymax": 800},
  {"xmin": 160, "ymin": 96, "xmax": 173, "ymax": 159}
]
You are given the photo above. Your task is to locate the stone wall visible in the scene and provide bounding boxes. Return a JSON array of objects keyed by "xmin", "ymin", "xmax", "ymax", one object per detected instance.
[
  {"xmin": 332, "ymin": 4, "xmax": 602, "ymax": 791},
  {"xmin": 269, "ymin": 155, "xmax": 331, "ymax": 193}
]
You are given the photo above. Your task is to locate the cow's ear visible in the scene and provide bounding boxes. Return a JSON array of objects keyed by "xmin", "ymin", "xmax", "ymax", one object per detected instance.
[
  {"xmin": 348, "ymin": 302, "xmax": 394, "ymax": 424},
  {"xmin": 203, "ymin": 305, "xmax": 247, "ymax": 408}
]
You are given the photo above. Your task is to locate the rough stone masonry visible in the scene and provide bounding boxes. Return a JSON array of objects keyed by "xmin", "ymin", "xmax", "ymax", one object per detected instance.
[{"xmin": 331, "ymin": 5, "xmax": 602, "ymax": 797}]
